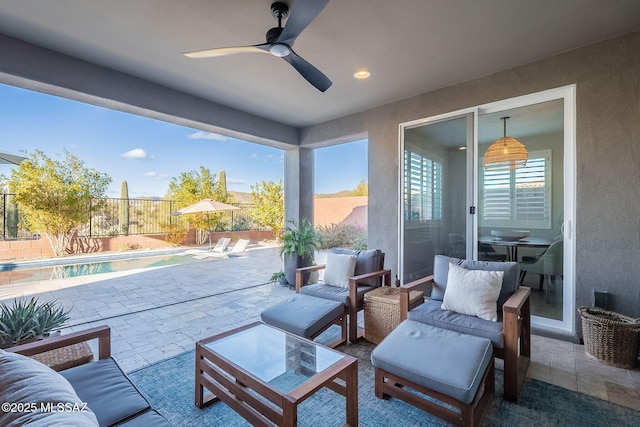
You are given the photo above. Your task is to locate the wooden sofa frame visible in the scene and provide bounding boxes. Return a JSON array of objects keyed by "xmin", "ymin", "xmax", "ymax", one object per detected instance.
[
  {"xmin": 7, "ymin": 325, "xmax": 111, "ymax": 361},
  {"xmin": 399, "ymin": 276, "xmax": 531, "ymax": 402}
]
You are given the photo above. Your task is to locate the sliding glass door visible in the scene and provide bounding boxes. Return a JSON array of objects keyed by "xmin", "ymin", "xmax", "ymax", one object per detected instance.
[
  {"xmin": 400, "ymin": 86, "xmax": 575, "ymax": 334},
  {"xmin": 401, "ymin": 113, "xmax": 473, "ymax": 282}
]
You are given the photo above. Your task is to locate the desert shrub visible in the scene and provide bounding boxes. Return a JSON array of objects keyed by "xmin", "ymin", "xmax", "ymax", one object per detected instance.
[
  {"xmin": 160, "ymin": 222, "xmax": 188, "ymax": 246},
  {"xmin": 316, "ymin": 223, "xmax": 367, "ymax": 250}
]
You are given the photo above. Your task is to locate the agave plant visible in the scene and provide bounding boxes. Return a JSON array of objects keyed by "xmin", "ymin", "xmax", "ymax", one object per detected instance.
[{"xmin": 0, "ymin": 297, "xmax": 71, "ymax": 348}]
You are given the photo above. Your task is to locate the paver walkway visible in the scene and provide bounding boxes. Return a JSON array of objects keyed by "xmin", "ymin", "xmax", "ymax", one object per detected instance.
[{"xmin": 2, "ymin": 245, "xmax": 295, "ymax": 372}]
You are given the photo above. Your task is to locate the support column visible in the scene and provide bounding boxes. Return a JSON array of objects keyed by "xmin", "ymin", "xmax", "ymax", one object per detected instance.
[{"xmin": 284, "ymin": 147, "xmax": 314, "ymax": 225}]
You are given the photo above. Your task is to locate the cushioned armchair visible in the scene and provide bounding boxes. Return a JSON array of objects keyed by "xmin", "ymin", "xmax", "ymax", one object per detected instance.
[
  {"xmin": 399, "ymin": 255, "xmax": 531, "ymax": 402},
  {"xmin": 3, "ymin": 326, "xmax": 171, "ymax": 426},
  {"xmin": 296, "ymin": 248, "xmax": 391, "ymax": 343}
]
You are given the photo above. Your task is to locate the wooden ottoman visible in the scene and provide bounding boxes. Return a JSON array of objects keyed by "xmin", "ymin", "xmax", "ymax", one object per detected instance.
[
  {"xmin": 371, "ymin": 320, "xmax": 494, "ymax": 427},
  {"xmin": 364, "ymin": 286, "xmax": 423, "ymax": 344},
  {"xmin": 261, "ymin": 294, "xmax": 347, "ymax": 348}
]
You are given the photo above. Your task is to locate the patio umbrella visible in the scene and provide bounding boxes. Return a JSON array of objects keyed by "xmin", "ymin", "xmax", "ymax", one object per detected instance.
[
  {"xmin": 0, "ymin": 149, "xmax": 26, "ymax": 165},
  {"xmin": 171, "ymin": 199, "xmax": 240, "ymax": 250}
]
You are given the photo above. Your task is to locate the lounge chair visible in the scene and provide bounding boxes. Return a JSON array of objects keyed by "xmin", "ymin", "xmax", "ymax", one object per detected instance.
[
  {"xmin": 227, "ymin": 239, "xmax": 250, "ymax": 257},
  {"xmin": 192, "ymin": 237, "xmax": 231, "ymax": 259}
]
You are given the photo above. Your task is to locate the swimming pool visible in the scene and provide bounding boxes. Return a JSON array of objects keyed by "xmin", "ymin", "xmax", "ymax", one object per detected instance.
[{"xmin": 0, "ymin": 251, "xmax": 205, "ymax": 286}]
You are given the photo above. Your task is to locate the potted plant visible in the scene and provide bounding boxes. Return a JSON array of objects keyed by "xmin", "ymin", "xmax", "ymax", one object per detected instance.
[
  {"xmin": 280, "ymin": 218, "xmax": 321, "ymax": 287},
  {"xmin": 269, "ymin": 270, "xmax": 288, "ymax": 287},
  {"xmin": 0, "ymin": 297, "xmax": 71, "ymax": 349}
]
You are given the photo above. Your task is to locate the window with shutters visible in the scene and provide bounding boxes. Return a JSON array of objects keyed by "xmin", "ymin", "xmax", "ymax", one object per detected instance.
[
  {"xmin": 480, "ymin": 149, "xmax": 551, "ymax": 229},
  {"xmin": 404, "ymin": 149, "xmax": 443, "ymax": 222}
]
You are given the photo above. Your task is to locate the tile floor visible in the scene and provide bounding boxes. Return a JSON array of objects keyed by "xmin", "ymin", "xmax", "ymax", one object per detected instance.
[{"xmin": 1, "ymin": 245, "xmax": 639, "ymax": 411}]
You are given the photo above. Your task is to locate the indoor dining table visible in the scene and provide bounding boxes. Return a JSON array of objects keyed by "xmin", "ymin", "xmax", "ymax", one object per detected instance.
[{"xmin": 479, "ymin": 237, "xmax": 552, "ymax": 262}]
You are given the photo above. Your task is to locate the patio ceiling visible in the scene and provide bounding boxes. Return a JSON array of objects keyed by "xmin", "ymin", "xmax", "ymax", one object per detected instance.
[{"xmin": 0, "ymin": 1, "xmax": 639, "ymax": 130}]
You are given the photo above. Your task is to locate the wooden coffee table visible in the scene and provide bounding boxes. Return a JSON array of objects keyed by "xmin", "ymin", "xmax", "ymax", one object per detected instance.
[{"xmin": 195, "ymin": 322, "xmax": 358, "ymax": 426}]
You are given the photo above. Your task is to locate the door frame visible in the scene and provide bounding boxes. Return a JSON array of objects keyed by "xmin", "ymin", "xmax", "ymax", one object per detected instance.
[{"xmin": 398, "ymin": 85, "xmax": 576, "ymax": 335}]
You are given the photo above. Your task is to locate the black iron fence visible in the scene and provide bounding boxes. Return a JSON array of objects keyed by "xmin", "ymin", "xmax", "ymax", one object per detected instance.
[{"xmin": 0, "ymin": 194, "xmax": 258, "ymax": 240}]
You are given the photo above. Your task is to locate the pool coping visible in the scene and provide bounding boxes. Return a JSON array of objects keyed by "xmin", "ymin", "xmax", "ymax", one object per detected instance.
[{"xmin": 0, "ymin": 247, "xmax": 199, "ymax": 271}]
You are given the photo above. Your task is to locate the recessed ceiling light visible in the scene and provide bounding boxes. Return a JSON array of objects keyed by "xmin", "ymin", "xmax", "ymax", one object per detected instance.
[{"xmin": 353, "ymin": 70, "xmax": 371, "ymax": 79}]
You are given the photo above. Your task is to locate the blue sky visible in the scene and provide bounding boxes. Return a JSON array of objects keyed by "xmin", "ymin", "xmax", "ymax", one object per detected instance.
[{"xmin": 0, "ymin": 84, "xmax": 367, "ymax": 198}]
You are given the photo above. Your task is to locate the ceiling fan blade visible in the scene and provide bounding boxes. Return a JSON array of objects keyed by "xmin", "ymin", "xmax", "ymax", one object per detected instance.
[
  {"xmin": 282, "ymin": 51, "xmax": 332, "ymax": 92},
  {"xmin": 183, "ymin": 44, "xmax": 269, "ymax": 59},
  {"xmin": 276, "ymin": 0, "xmax": 330, "ymax": 46}
]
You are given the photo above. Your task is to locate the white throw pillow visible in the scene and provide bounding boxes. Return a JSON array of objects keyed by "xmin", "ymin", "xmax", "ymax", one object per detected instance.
[
  {"xmin": 323, "ymin": 252, "xmax": 357, "ymax": 288},
  {"xmin": 441, "ymin": 263, "xmax": 504, "ymax": 322}
]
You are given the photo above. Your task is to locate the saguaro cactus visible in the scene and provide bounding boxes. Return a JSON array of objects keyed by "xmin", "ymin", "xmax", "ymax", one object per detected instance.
[
  {"xmin": 218, "ymin": 169, "xmax": 227, "ymax": 196},
  {"xmin": 119, "ymin": 180, "xmax": 129, "ymax": 235}
]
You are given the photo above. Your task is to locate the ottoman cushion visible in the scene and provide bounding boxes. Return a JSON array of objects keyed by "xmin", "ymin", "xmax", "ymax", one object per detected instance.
[
  {"xmin": 261, "ymin": 294, "xmax": 344, "ymax": 339},
  {"xmin": 371, "ymin": 320, "xmax": 493, "ymax": 404}
]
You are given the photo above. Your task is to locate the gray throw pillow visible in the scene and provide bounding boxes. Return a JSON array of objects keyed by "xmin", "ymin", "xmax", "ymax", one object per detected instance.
[{"xmin": 0, "ymin": 349, "xmax": 99, "ymax": 427}]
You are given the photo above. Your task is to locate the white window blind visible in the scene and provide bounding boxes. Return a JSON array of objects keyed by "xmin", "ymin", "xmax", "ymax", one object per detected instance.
[
  {"xmin": 404, "ymin": 149, "xmax": 443, "ymax": 221},
  {"xmin": 481, "ymin": 149, "xmax": 551, "ymax": 229}
]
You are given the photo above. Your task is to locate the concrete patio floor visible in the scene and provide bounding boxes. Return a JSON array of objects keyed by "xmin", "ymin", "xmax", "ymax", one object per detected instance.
[{"xmin": 1, "ymin": 245, "xmax": 639, "ymax": 411}]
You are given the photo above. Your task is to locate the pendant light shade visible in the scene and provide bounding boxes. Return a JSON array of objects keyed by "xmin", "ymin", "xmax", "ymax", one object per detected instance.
[{"xmin": 483, "ymin": 116, "xmax": 527, "ymax": 170}]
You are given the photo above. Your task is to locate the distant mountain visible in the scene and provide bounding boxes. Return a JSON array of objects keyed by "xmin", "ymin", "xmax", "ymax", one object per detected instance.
[{"xmin": 229, "ymin": 191, "xmax": 253, "ymax": 204}]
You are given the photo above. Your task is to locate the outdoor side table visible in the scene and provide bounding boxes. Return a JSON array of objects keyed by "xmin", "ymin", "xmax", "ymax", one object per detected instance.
[{"xmin": 364, "ymin": 286, "xmax": 424, "ymax": 344}]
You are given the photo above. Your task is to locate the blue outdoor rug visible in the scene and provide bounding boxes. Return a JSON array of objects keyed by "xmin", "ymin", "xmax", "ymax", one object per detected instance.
[{"xmin": 128, "ymin": 340, "xmax": 640, "ymax": 427}]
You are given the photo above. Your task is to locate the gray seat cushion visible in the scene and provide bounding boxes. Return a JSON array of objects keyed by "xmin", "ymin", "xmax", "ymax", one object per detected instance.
[
  {"xmin": 300, "ymin": 282, "xmax": 375, "ymax": 308},
  {"xmin": 431, "ymin": 255, "xmax": 519, "ymax": 311},
  {"xmin": 115, "ymin": 409, "xmax": 171, "ymax": 427},
  {"xmin": 61, "ymin": 357, "xmax": 152, "ymax": 427},
  {"xmin": 261, "ymin": 294, "xmax": 344, "ymax": 338},
  {"xmin": 371, "ymin": 320, "xmax": 493, "ymax": 405},
  {"xmin": 408, "ymin": 299, "xmax": 504, "ymax": 348}
]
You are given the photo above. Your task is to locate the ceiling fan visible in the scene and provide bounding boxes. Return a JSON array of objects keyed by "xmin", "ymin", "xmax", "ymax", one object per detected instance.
[{"xmin": 183, "ymin": 0, "xmax": 332, "ymax": 92}]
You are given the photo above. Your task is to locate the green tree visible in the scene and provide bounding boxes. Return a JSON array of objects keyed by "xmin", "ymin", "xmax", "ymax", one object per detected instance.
[
  {"xmin": 8, "ymin": 150, "xmax": 111, "ymax": 256},
  {"xmin": 249, "ymin": 180, "xmax": 284, "ymax": 240},
  {"xmin": 167, "ymin": 166, "xmax": 230, "ymax": 244},
  {"xmin": 351, "ymin": 179, "xmax": 368, "ymax": 196}
]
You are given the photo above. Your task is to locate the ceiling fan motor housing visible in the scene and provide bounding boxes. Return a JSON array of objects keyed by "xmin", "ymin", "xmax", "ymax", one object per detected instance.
[{"xmin": 271, "ymin": 2, "xmax": 289, "ymax": 20}]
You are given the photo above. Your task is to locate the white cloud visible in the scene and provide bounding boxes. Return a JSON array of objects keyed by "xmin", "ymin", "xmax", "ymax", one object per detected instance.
[
  {"xmin": 188, "ymin": 131, "xmax": 228, "ymax": 141},
  {"xmin": 250, "ymin": 153, "xmax": 258, "ymax": 159},
  {"xmin": 143, "ymin": 171, "xmax": 168, "ymax": 179},
  {"xmin": 121, "ymin": 148, "xmax": 154, "ymax": 160},
  {"xmin": 226, "ymin": 177, "xmax": 246, "ymax": 185}
]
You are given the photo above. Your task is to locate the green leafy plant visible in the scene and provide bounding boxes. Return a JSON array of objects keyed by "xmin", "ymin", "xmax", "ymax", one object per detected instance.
[
  {"xmin": 316, "ymin": 223, "xmax": 367, "ymax": 250},
  {"xmin": 280, "ymin": 218, "xmax": 321, "ymax": 259},
  {"xmin": 0, "ymin": 297, "xmax": 71, "ymax": 348},
  {"xmin": 269, "ymin": 270, "xmax": 285, "ymax": 282}
]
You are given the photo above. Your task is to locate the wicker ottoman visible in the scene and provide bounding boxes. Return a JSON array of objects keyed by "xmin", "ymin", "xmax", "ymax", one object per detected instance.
[{"xmin": 364, "ymin": 286, "xmax": 423, "ymax": 344}]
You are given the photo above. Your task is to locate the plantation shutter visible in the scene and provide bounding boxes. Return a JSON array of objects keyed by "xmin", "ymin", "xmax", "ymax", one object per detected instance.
[
  {"xmin": 404, "ymin": 149, "xmax": 443, "ymax": 221},
  {"xmin": 481, "ymin": 149, "xmax": 551, "ymax": 229}
]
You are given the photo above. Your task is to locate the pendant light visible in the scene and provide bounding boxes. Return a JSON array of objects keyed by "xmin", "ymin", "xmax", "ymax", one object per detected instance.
[{"xmin": 483, "ymin": 116, "xmax": 527, "ymax": 170}]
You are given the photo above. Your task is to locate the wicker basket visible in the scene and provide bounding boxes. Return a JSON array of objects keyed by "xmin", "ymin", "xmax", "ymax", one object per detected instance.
[
  {"xmin": 364, "ymin": 287, "xmax": 424, "ymax": 345},
  {"xmin": 579, "ymin": 306, "xmax": 640, "ymax": 369},
  {"xmin": 31, "ymin": 342, "xmax": 94, "ymax": 372}
]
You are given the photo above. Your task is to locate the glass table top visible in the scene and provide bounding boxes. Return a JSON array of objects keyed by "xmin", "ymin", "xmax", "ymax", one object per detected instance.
[{"xmin": 205, "ymin": 323, "xmax": 345, "ymax": 394}]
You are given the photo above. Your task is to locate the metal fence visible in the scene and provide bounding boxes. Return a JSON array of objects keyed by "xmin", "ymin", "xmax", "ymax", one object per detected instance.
[{"xmin": 0, "ymin": 194, "xmax": 258, "ymax": 240}]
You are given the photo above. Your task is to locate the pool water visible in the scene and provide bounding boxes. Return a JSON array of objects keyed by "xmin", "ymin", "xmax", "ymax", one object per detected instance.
[{"xmin": 0, "ymin": 254, "xmax": 203, "ymax": 286}]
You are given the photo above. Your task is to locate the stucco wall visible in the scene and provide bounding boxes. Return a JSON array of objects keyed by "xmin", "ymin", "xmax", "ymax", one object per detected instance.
[{"xmin": 300, "ymin": 31, "xmax": 640, "ymax": 334}]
